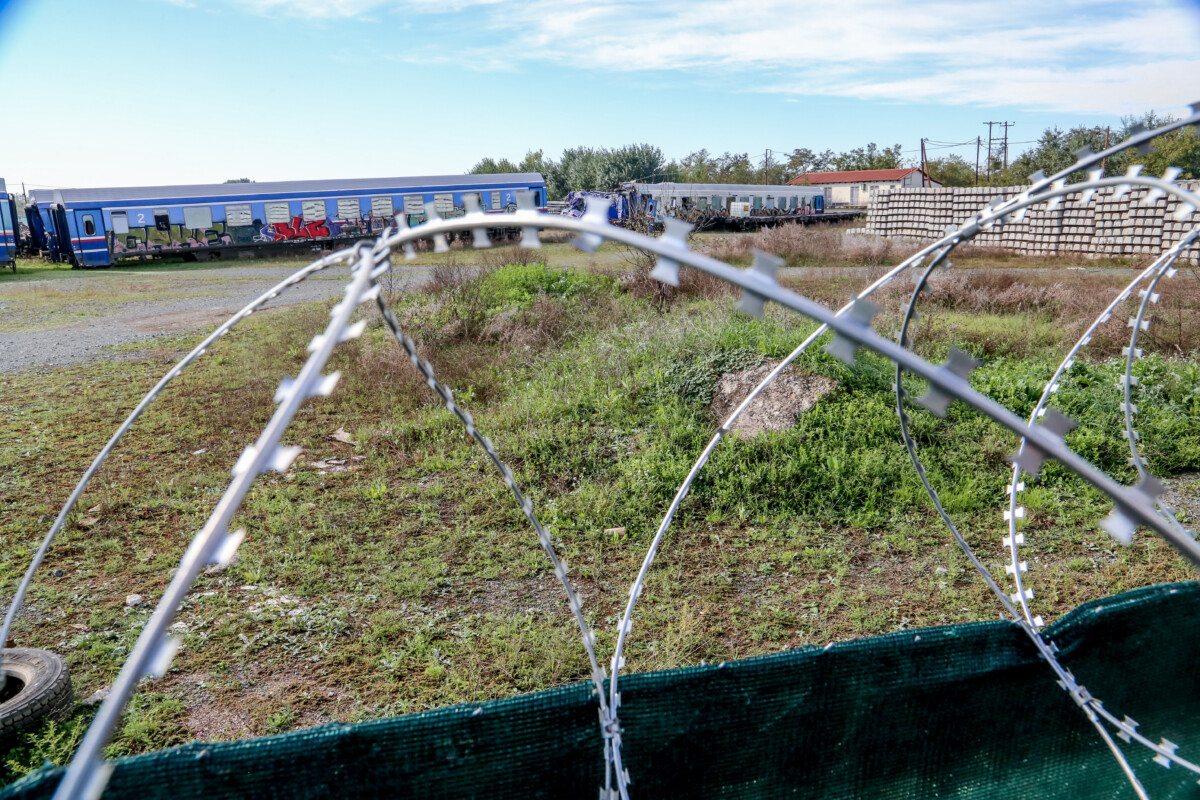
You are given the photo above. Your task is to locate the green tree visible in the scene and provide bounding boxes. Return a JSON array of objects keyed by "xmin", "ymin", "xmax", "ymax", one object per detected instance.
[
  {"xmin": 713, "ymin": 152, "xmax": 756, "ymax": 183},
  {"xmin": 783, "ymin": 148, "xmax": 836, "ymax": 182},
  {"xmin": 1136, "ymin": 126, "xmax": 1200, "ymax": 179},
  {"xmin": 468, "ymin": 157, "xmax": 521, "ymax": 174},
  {"xmin": 988, "ymin": 112, "xmax": 1186, "ymax": 186},
  {"xmin": 831, "ymin": 143, "xmax": 905, "ymax": 171},
  {"xmin": 925, "ymin": 154, "xmax": 976, "ymax": 187},
  {"xmin": 600, "ymin": 143, "xmax": 674, "ymax": 187},
  {"xmin": 678, "ymin": 149, "xmax": 717, "ymax": 182}
]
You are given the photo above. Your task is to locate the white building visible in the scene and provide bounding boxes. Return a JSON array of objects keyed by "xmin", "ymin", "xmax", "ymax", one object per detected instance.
[{"xmin": 788, "ymin": 168, "xmax": 941, "ymax": 207}]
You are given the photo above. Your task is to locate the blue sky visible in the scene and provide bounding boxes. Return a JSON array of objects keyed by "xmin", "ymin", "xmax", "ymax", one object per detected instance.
[{"xmin": 1, "ymin": 0, "xmax": 1198, "ymax": 190}]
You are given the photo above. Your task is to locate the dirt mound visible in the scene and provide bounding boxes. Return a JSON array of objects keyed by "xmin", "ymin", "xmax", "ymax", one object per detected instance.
[{"xmin": 711, "ymin": 362, "xmax": 836, "ymax": 440}]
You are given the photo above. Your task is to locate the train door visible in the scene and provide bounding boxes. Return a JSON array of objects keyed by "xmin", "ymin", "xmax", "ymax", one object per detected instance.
[
  {"xmin": 51, "ymin": 205, "xmax": 73, "ymax": 263},
  {"xmin": 814, "ymin": 194, "xmax": 824, "ymax": 214},
  {"xmin": 0, "ymin": 187, "xmax": 15, "ymax": 267},
  {"xmin": 24, "ymin": 205, "xmax": 45, "ymax": 252},
  {"xmin": 72, "ymin": 207, "xmax": 110, "ymax": 267}
]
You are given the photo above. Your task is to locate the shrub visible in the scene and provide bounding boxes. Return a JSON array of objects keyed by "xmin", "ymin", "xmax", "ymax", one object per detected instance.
[{"xmin": 480, "ymin": 263, "xmax": 615, "ymax": 308}]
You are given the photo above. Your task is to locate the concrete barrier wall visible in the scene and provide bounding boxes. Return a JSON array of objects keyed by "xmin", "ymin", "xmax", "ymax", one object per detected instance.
[{"xmin": 862, "ymin": 183, "xmax": 1200, "ymax": 262}]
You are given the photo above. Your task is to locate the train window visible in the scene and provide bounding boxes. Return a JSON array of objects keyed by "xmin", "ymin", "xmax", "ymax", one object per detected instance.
[
  {"xmin": 83, "ymin": 215, "xmax": 96, "ymax": 236},
  {"xmin": 183, "ymin": 206, "xmax": 213, "ymax": 230},
  {"xmin": 111, "ymin": 212, "xmax": 129, "ymax": 235},
  {"xmin": 712, "ymin": 195, "xmax": 721, "ymax": 209},
  {"xmin": 225, "ymin": 204, "xmax": 252, "ymax": 227},
  {"xmin": 490, "ymin": 191, "xmax": 501, "ymax": 209},
  {"xmin": 752, "ymin": 197, "xmax": 763, "ymax": 210},
  {"xmin": 154, "ymin": 208, "xmax": 171, "ymax": 232},
  {"xmin": 697, "ymin": 197, "xmax": 708, "ymax": 211},
  {"xmin": 302, "ymin": 200, "xmax": 326, "ymax": 221},
  {"xmin": 337, "ymin": 198, "xmax": 362, "ymax": 219},
  {"xmin": 265, "ymin": 202, "xmax": 290, "ymax": 224},
  {"xmin": 434, "ymin": 193, "xmax": 453, "ymax": 213},
  {"xmin": 370, "ymin": 196, "xmax": 393, "ymax": 217},
  {"xmin": 403, "ymin": 195, "xmax": 425, "ymax": 215}
]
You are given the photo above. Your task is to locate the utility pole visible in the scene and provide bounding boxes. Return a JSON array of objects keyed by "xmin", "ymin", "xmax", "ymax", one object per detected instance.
[
  {"xmin": 984, "ymin": 121, "xmax": 996, "ymax": 180},
  {"xmin": 984, "ymin": 121, "xmax": 1015, "ymax": 178},
  {"xmin": 920, "ymin": 138, "xmax": 929, "ymax": 187},
  {"xmin": 974, "ymin": 137, "xmax": 981, "ymax": 186}
]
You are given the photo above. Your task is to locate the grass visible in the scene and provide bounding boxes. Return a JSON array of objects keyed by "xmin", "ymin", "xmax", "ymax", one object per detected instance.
[{"xmin": 1, "ymin": 239, "xmax": 1199, "ymax": 786}]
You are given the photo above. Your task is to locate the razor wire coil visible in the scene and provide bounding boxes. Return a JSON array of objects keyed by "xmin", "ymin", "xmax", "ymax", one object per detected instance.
[{"xmin": 3, "ymin": 110, "xmax": 1198, "ymax": 800}]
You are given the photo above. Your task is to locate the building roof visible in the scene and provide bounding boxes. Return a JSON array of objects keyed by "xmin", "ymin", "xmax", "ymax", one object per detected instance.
[
  {"xmin": 34, "ymin": 173, "xmax": 545, "ymax": 207},
  {"xmin": 789, "ymin": 168, "xmax": 926, "ymax": 185}
]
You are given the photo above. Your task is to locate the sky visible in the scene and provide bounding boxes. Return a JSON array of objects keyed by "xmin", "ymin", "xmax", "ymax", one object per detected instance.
[{"xmin": 1, "ymin": 0, "xmax": 1199, "ymax": 191}]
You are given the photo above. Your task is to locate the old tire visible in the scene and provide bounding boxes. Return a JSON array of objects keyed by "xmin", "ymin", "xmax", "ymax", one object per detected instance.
[{"xmin": 0, "ymin": 648, "xmax": 72, "ymax": 740}]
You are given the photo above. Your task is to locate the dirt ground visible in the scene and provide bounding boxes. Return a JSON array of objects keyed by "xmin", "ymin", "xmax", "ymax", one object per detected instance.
[{"xmin": 0, "ymin": 263, "xmax": 431, "ymax": 373}]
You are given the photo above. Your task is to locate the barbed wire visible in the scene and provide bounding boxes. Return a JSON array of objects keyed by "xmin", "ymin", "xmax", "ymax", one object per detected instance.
[
  {"xmin": 1122, "ymin": 248, "xmax": 1194, "ymax": 537},
  {"xmin": 604, "ymin": 108, "xmax": 1200, "ymax": 797},
  {"xmin": 18, "ymin": 108, "xmax": 1200, "ymax": 799},
  {"xmin": 373, "ymin": 199, "xmax": 616, "ymax": 796},
  {"xmin": 897, "ymin": 230, "xmax": 1200, "ymax": 795}
]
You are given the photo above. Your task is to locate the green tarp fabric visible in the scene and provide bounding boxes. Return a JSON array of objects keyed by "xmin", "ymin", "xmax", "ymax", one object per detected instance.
[{"xmin": 4, "ymin": 582, "xmax": 1200, "ymax": 799}]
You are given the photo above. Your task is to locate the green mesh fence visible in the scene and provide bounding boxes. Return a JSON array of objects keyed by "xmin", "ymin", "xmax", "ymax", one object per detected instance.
[{"xmin": 4, "ymin": 582, "xmax": 1200, "ymax": 799}]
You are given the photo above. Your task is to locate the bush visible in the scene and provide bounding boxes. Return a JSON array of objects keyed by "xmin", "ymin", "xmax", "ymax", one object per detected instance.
[{"xmin": 480, "ymin": 263, "xmax": 615, "ymax": 308}]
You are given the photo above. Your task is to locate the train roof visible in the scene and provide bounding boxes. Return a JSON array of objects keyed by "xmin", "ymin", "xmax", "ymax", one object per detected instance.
[
  {"xmin": 633, "ymin": 182, "xmax": 822, "ymax": 194},
  {"xmin": 36, "ymin": 173, "xmax": 546, "ymax": 206}
]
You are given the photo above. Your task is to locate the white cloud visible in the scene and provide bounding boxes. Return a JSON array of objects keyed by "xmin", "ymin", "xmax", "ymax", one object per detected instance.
[{"xmin": 203, "ymin": 0, "xmax": 1200, "ymax": 113}]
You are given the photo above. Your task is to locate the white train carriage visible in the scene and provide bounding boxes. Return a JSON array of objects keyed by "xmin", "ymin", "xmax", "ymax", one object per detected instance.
[{"xmin": 632, "ymin": 182, "xmax": 825, "ymax": 215}]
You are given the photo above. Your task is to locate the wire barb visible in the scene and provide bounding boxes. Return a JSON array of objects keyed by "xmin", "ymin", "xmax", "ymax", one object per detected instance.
[
  {"xmin": 914, "ymin": 348, "xmax": 979, "ymax": 416},
  {"xmin": 824, "ymin": 299, "xmax": 881, "ymax": 363}
]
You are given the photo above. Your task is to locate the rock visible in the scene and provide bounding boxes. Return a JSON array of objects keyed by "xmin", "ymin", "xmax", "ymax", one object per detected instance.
[
  {"xmin": 125, "ymin": 594, "xmax": 144, "ymax": 607},
  {"xmin": 935, "ymin": 566, "xmax": 949, "ymax": 575},
  {"xmin": 604, "ymin": 527, "xmax": 626, "ymax": 536},
  {"xmin": 710, "ymin": 362, "xmax": 837, "ymax": 440},
  {"xmin": 83, "ymin": 688, "xmax": 110, "ymax": 706}
]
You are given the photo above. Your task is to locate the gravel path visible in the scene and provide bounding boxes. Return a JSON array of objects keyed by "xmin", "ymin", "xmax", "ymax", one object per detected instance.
[{"xmin": 0, "ymin": 264, "xmax": 431, "ymax": 373}]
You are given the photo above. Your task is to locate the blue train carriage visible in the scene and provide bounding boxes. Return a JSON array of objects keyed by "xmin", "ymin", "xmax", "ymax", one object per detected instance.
[
  {"xmin": 0, "ymin": 178, "xmax": 17, "ymax": 271},
  {"xmin": 29, "ymin": 173, "xmax": 547, "ymax": 268}
]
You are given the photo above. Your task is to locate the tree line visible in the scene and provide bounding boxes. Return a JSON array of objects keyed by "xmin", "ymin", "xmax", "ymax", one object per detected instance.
[
  {"xmin": 469, "ymin": 143, "xmax": 906, "ymax": 201},
  {"xmin": 471, "ymin": 112, "xmax": 1199, "ymax": 200},
  {"xmin": 925, "ymin": 113, "xmax": 1200, "ymax": 188}
]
